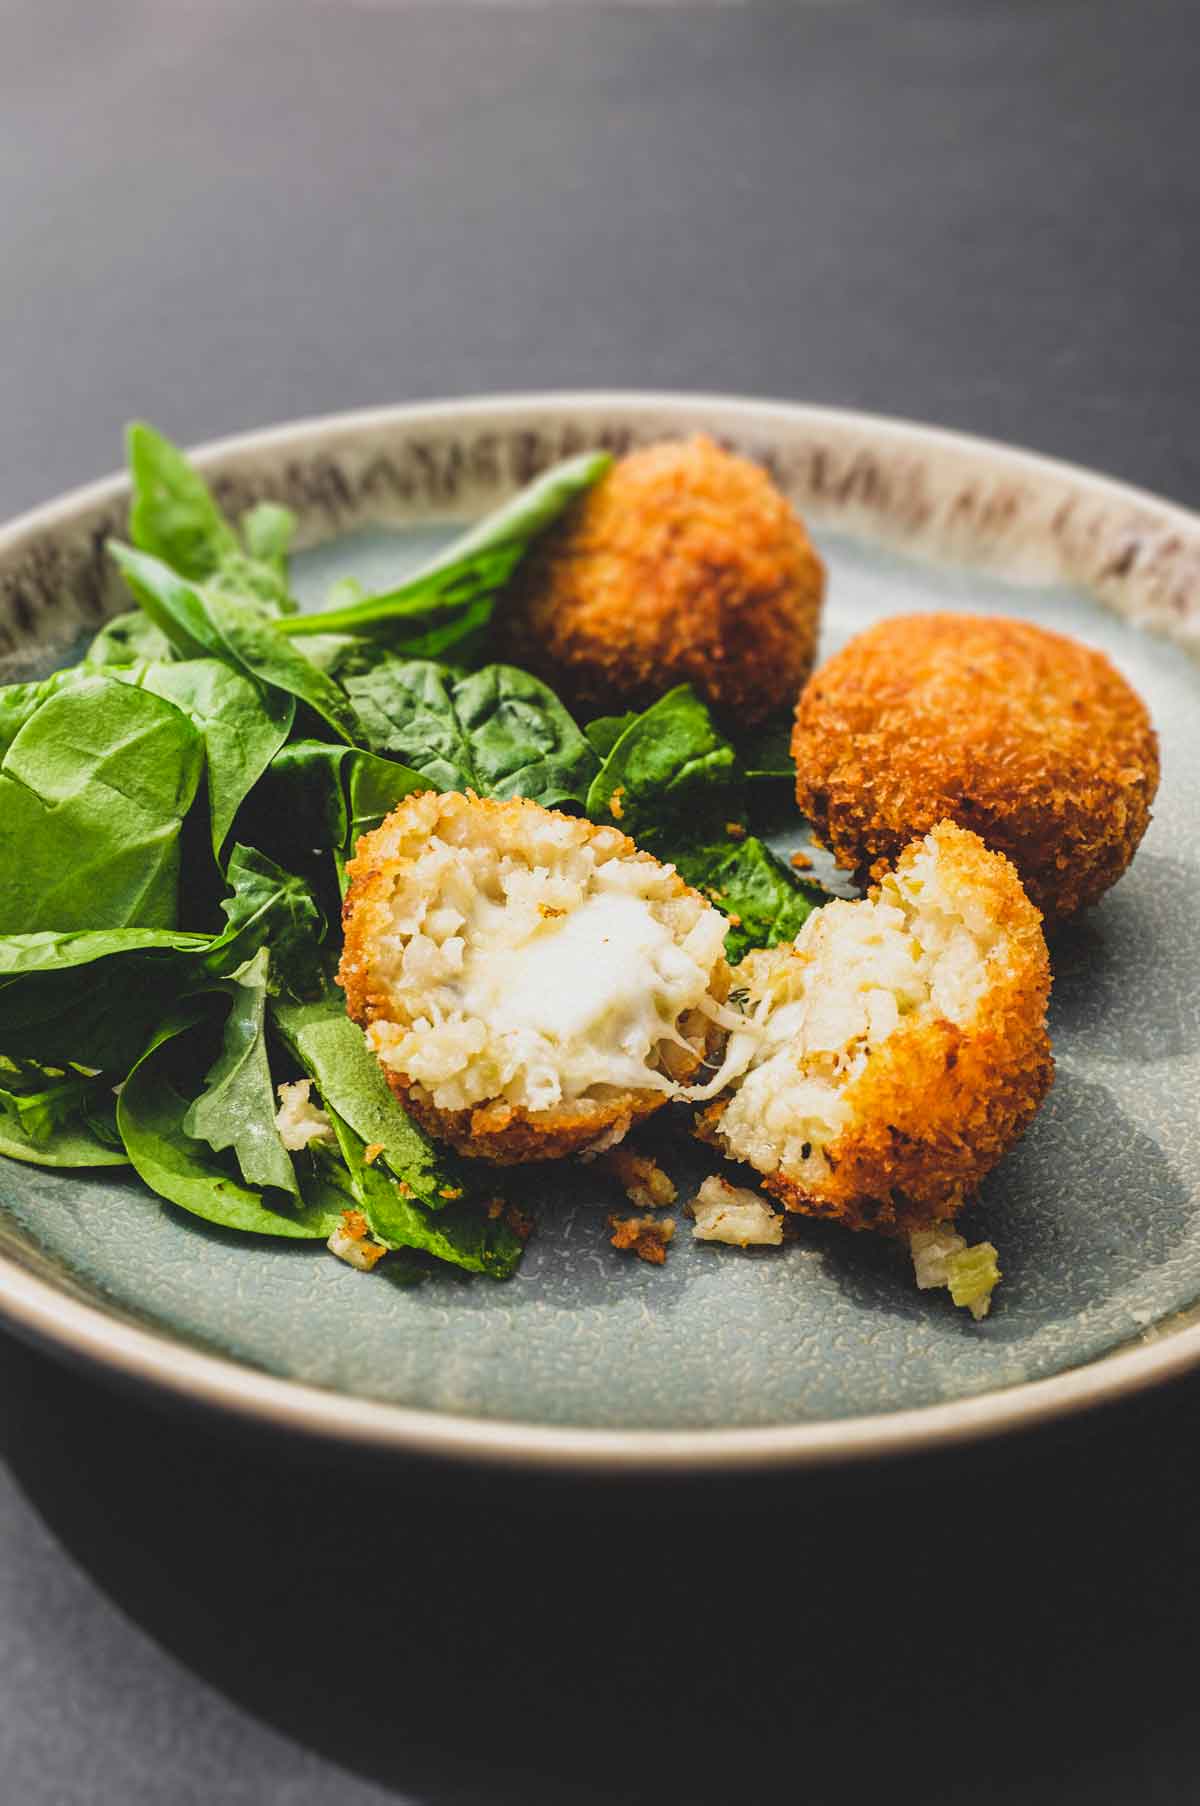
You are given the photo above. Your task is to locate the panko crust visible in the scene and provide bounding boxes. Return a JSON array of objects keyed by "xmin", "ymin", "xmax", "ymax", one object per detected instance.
[
  {"xmin": 791, "ymin": 613, "xmax": 1160, "ymax": 925},
  {"xmin": 700, "ymin": 822, "xmax": 1054, "ymax": 1234},
  {"xmin": 396, "ymin": 1082, "xmax": 669, "ymax": 1166},
  {"xmin": 338, "ymin": 790, "xmax": 724, "ymax": 1164},
  {"xmin": 500, "ymin": 435, "xmax": 826, "ymax": 726}
]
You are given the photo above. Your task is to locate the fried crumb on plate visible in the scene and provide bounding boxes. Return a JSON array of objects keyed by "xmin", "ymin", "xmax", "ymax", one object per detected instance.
[
  {"xmin": 604, "ymin": 1146, "xmax": 677, "ymax": 1210},
  {"xmin": 608, "ymin": 1213, "xmax": 676, "ymax": 1265}
]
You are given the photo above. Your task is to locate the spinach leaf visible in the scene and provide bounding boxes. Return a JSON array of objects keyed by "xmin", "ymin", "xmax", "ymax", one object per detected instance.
[
  {"xmin": 327, "ymin": 1108, "xmax": 523, "ymax": 1278},
  {"xmin": 0, "ymin": 666, "xmax": 96, "ymax": 758},
  {"xmin": 584, "ymin": 712, "xmax": 637, "ymax": 760},
  {"xmin": 183, "ymin": 947, "xmax": 299, "ymax": 1196},
  {"xmin": 0, "ymin": 927, "xmax": 211, "ymax": 981},
  {"xmin": 341, "ymin": 657, "xmax": 598, "ymax": 809},
  {"xmin": 0, "ymin": 927, "xmax": 214, "ymax": 1074},
  {"xmin": 0, "ymin": 1067, "xmax": 96, "ymax": 1145},
  {"xmin": 236, "ymin": 740, "xmax": 427, "ymax": 898},
  {"xmin": 0, "ymin": 1110, "xmax": 130, "ymax": 1169},
  {"xmin": 206, "ymin": 845, "xmax": 325, "ymax": 994},
  {"xmin": 738, "ymin": 714, "xmax": 795, "ymax": 785},
  {"xmin": 127, "ymin": 422, "xmax": 297, "ymax": 614},
  {"xmin": 110, "ymin": 657, "xmax": 294, "ymax": 860},
  {"xmin": 451, "ymin": 665, "xmax": 597, "ymax": 808},
  {"xmin": 339, "ymin": 658, "xmax": 468, "ymax": 785},
  {"xmin": 269, "ymin": 986, "xmax": 471, "ymax": 1211},
  {"xmin": 0, "ymin": 1059, "xmax": 129, "ymax": 1168},
  {"xmin": 85, "ymin": 609, "xmax": 175, "ymax": 669},
  {"xmin": 110, "ymin": 543, "xmax": 363, "ymax": 746},
  {"xmin": 0, "ymin": 673, "xmax": 205, "ymax": 934},
  {"xmin": 279, "ymin": 450, "xmax": 611, "ymax": 646},
  {"xmin": 236, "ymin": 501, "xmax": 299, "ymax": 613},
  {"xmin": 117, "ymin": 1011, "xmax": 335, "ymax": 1238},
  {"xmin": 581, "ymin": 686, "xmax": 822, "ymax": 962},
  {"xmin": 584, "ymin": 684, "xmax": 740, "ymax": 847},
  {"xmin": 672, "ymin": 836, "xmax": 824, "ymax": 964}
]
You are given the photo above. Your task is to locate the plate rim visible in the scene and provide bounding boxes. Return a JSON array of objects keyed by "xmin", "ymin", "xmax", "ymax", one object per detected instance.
[{"xmin": 2, "ymin": 387, "xmax": 1198, "ymax": 1472}]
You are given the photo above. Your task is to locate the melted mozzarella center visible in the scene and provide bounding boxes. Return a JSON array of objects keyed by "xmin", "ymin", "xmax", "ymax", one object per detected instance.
[{"xmin": 464, "ymin": 890, "xmax": 692, "ymax": 1047}]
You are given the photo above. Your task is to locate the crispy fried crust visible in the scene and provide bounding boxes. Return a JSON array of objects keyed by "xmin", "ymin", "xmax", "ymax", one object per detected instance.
[
  {"xmin": 699, "ymin": 823, "xmax": 1054, "ymax": 1234},
  {"xmin": 338, "ymin": 791, "xmax": 723, "ymax": 1164},
  {"xmin": 499, "ymin": 435, "xmax": 826, "ymax": 726},
  {"xmin": 791, "ymin": 614, "xmax": 1159, "ymax": 926},
  {"xmin": 397, "ymin": 1081, "xmax": 669, "ymax": 1166}
]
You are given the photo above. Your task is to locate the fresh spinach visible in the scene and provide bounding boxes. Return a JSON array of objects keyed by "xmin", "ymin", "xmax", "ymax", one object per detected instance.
[
  {"xmin": 739, "ymin": 714, "xmax": 796, "ymax": 785},
  {"xmin": 117, "ymin": 1011, "xmax": 335, "ymax": 1238},
  {"xmin": 269, "ymin": 986, "xmax": 471, "ymax": 1211},
  {"xmin": 0, "ymin": 1057, "xmax": 129, "ymax": 1168},
  {"xmin": 327, "ymin": 1108, "xmax": 522, "ymax": 1278},
  {"xmin": 85, "ymin": 609, "xmax": 175, "ymax": 669},
  {"xmin": 235, "ymin": 740, "xmax": 427, "ymax": 897},
  {"xmin": 342, "ymin": 657, "xmax": 598, "ymax": 809},
  {"xmin": 583, "ymin": 712, "xmax": 638, "ymax": 760},
  {"xmin": 278, "ymin": 450, "xmax": 611, "ymax": 651},
  {"xmin": 0, "ymin": 673, "xmax": 205, "ymax": 934},
  {"xmin": 673, "ymin": 836, "xmax": 823, "ymax": 963},
  {"xmin": 109, "ymin": 543, "xmax": 363, "ymax": 746},
  {"xmin": 183, "ymin": 947, "xmax": 299, "ymax": 1196},
  {"xmin": 0, "ymin": 1111, "xmax": 130, "ymax": 1169},
  {"xmin": 206, "ymin": 845, "xmax": 325, "ymax": 994},
  {"xmin": 127, "ymin": 421, "xmax": 297, "ymax": 613},
  {"xmin": 111, "ymin": 657, "xmax": 294, "ymax": 860},
  {"xmin": 584, "ymin": 684, "xmax": 740, "ymax": 846},
  {"xmin": 583, "ymin": 685, "xmax": 821, "ymax": 961}
]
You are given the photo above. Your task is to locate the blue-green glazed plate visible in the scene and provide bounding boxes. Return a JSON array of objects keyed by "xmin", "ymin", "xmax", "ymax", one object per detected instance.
[{"xmin": 0, "ymin": 394, "xmax": 1197, "ymax": 1472}]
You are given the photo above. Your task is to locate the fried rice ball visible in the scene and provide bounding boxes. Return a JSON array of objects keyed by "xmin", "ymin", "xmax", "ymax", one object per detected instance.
[
  {"xmin": 693, "ymin": 822, "xmax": 1053, "ymax": 1235},
  {"xmin": 337, "ymin": 791, "xmax": 732, "ymax": 1164},
  {"xmin": 791, "ymin": 613, "xmax": 1159, "ymax": 925},
  {"xmin": 500, "ymin": 435, "xmax": 825, "ymax": 725}
]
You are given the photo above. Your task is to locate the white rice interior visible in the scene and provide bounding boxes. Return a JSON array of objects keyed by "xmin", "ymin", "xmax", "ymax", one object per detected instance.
[
  {"xmin": 695, "ymin": 834, "xmax": 1005, "ymax": 1182},
  {"xmin": 363, "ymin": 799, "xmax": 730, "ymax": 1116}
]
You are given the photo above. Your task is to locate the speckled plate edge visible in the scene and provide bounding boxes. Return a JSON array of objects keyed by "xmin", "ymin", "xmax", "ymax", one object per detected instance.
[{"xmin": 1, "ymin": 390, "xmax": 1197, "ymax": 1472}]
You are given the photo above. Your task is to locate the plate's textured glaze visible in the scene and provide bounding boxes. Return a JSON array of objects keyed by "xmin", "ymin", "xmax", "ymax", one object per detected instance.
[{"xmin": 0, "ymin": 396, "xmax": 1197, "ymax": 1468}]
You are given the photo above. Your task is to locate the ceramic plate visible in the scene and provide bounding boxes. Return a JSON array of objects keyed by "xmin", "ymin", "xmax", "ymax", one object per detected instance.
[{"xmin": 1, "ymin": 393, "xmax": 1197, "ymax": 1472}]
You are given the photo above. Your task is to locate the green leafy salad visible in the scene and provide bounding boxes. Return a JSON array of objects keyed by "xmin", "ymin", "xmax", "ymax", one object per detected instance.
[{"xmin": 0, "ymin": 426, "xmax": 824, "ymax": 1282}]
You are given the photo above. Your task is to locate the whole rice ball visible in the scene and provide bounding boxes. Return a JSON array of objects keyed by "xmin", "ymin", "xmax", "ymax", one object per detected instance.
[
  {"xmin": 790, "ymin": 613, "xmax": 1160, "ymax": 926},
  {"xmin": 500, "ymin": 435, "xmax": 825, "ymax": 725}
]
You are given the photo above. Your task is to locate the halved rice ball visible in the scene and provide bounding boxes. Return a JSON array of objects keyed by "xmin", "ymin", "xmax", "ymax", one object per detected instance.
[
  {"xmin": 692, "ymin": 821, "xmax": 1053, "ymax": 1233},
  {"xmin": 338, "ymin": 792, "xmax": 733, "ymax": 1163}
]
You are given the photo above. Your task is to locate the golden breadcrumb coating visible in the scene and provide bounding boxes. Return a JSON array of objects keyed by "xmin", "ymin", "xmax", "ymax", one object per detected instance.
[
  {"xmin": 697, "ymin": 822, "xmax": 1053, "ymax": 1234},
  {"xmin": 338, "ymin": 791, "xmax": 730, "ymax": 1164},
  {"xmin": 791, "ymin": 613, "xmax": 1159, "ymax": 925},
  {"xmin": 500, "ymin": 435, "xmax": 825, "ymax": 725}
]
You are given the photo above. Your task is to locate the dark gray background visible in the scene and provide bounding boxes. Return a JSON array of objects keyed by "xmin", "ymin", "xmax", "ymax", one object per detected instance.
[{"xmin": 3, "ymin": 2, "xmax": 1200, "ymax": 1801}]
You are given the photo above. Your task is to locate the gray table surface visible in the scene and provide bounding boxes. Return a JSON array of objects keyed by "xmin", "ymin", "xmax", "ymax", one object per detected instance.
[{"xmin": 3, "ymin": 2, "xmax": 1200, "ymax": 1800}]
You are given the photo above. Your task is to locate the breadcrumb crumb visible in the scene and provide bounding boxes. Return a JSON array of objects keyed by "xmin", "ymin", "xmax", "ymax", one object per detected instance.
[
  {"xmin": 690, "ymin": 1176, "xmax": 783, "ymax": 1246},
  {"xmin": 274, "ymin": 1079, "xmax": 334, "ymax": 1150},
  {"xmin": 327, "ymin": 1209, "xmax": 388, "ymax": 1271},
  {"xmin": 604, "ymin": 1146, "xmax": 677, "ymax": 1210},
  {"xmin": 608, "ymin": 1213, "xmax": 676, "ymax": 1265}
]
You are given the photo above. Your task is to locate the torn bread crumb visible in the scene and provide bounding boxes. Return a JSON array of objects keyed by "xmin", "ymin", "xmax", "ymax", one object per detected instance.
[
  {"xmin": 274, "ymin": 1078, "xmax": 334, "ymax": 1150},
  {"xmin": 690, "ymin": 1176, "xmax": 783, "ymax": 1247},
  {"xmin": 328, "ymin": 1209, "xmax": 388, "ymax": 1271},
  {"xmin": 604, "ymin": 1146, "xmax": 677, "ymax": 1210},
  {"xmin": 608, "ymin": 1213, "xmax": 676, "ymax": 1265}
]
